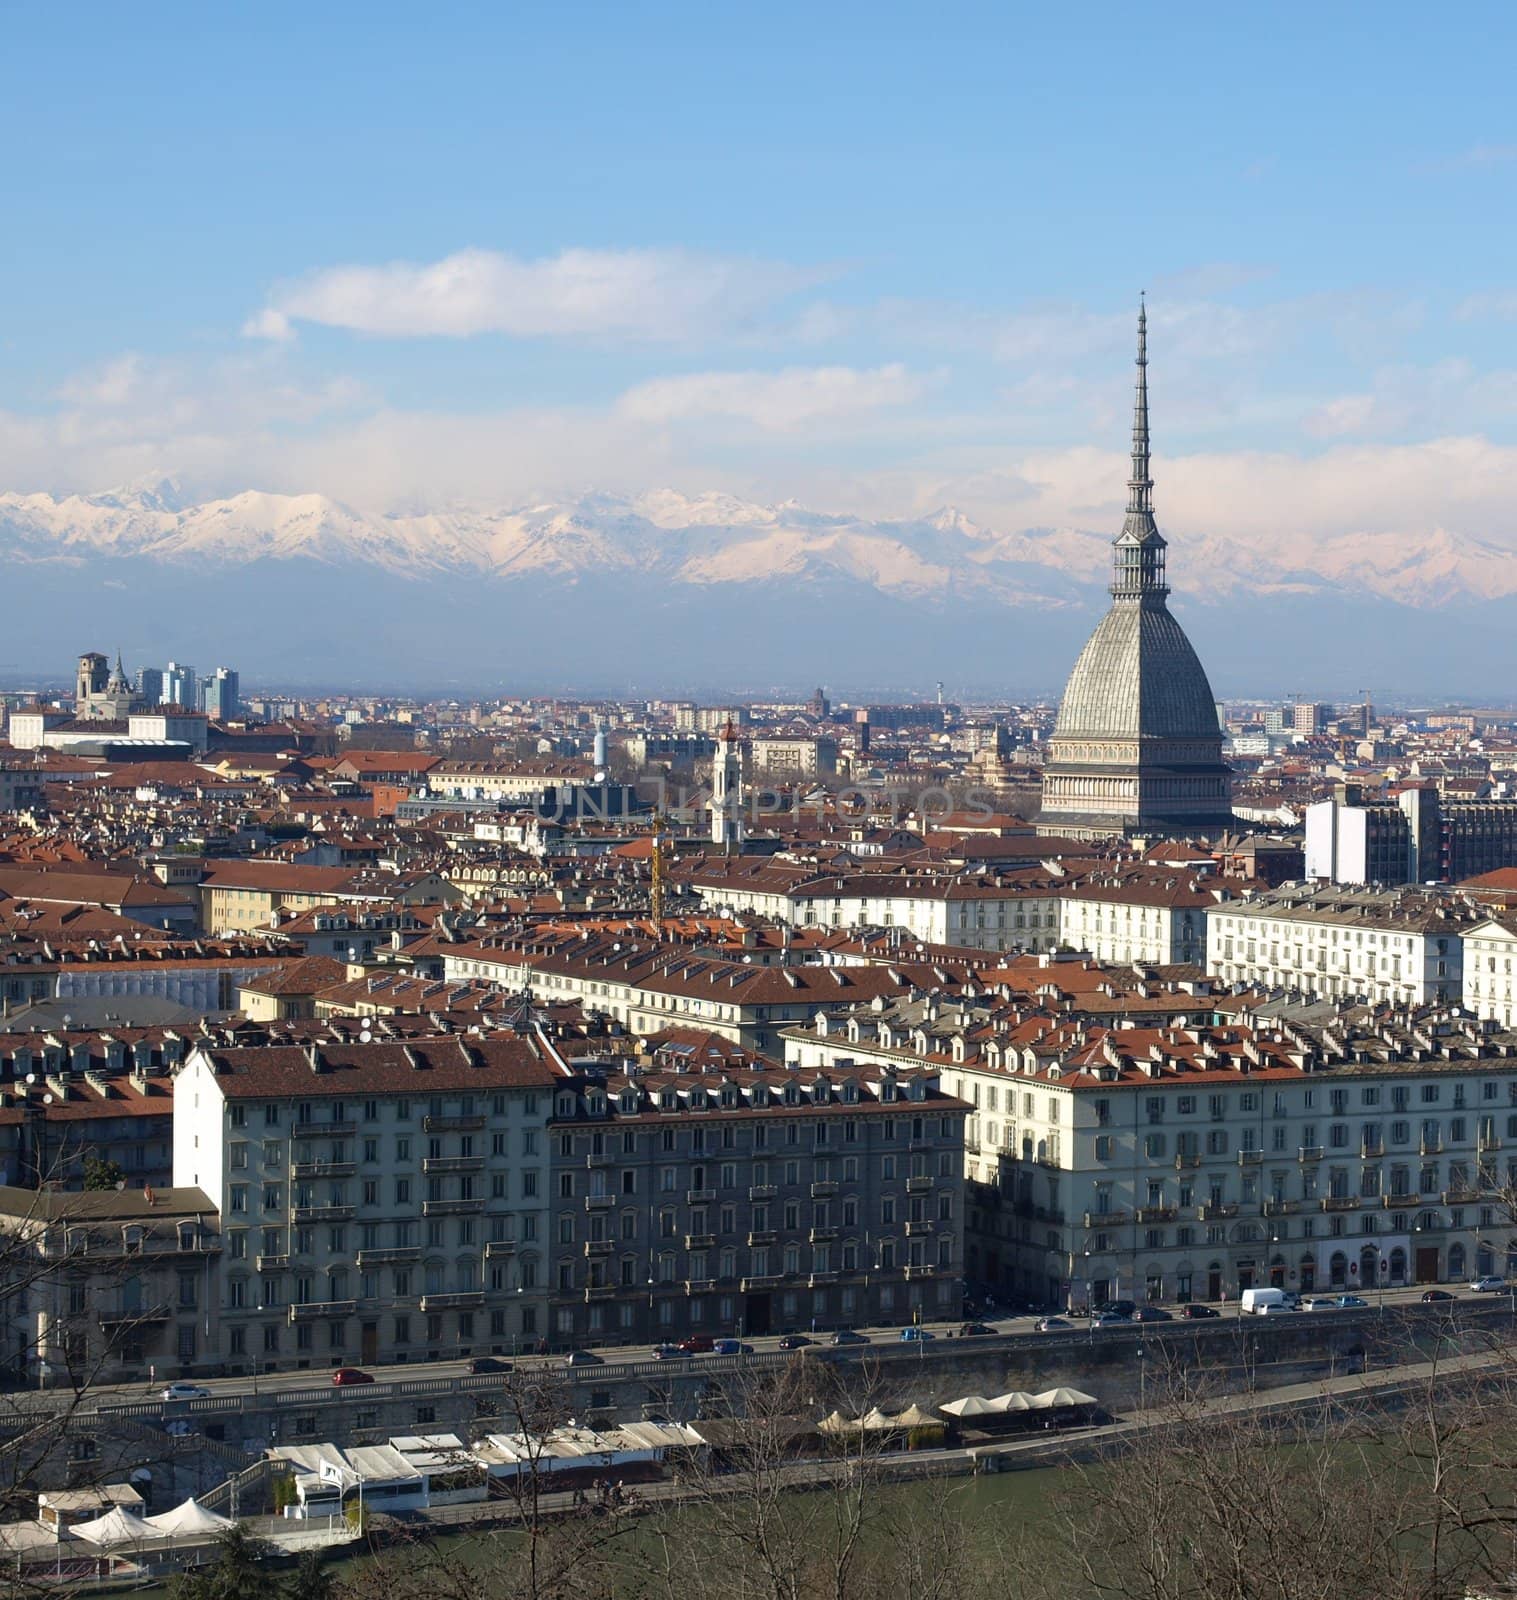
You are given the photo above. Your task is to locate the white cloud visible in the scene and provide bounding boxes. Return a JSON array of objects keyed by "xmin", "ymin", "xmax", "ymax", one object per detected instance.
[
  {"xmin": 246, "ymin": 247, "xmax": 826, "ymax": 344},
  {"xmin": 615, "ymin": 364, "xmax": 926, "ymax": 430},
  {"xmin": 1457, "ymin": 290, "xmax": 1517, "ymax": 322}
]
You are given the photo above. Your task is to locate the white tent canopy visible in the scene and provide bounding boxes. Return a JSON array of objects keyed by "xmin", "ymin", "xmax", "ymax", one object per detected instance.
[
  {"xmin": 71, "ymin": 1507, "xmax": 153, "ymax": 1547},
  {"xmin": 143, "ymin": 1499, "xmax": 235, "ymax": 1537},
  {"xmin": 990, "ymin": 1391, "xmax": 1036, "ymax": 1411},
  {"xmin": 941, "ymin": 1395, "xmax": 997, "ymax": 1418},
  {"xmin": 1032, "ymin": 1387, "xmax": 1098, "ymax": 1408}
]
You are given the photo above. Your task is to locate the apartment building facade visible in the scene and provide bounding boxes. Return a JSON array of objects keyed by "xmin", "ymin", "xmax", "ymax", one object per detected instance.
[
  {"xmin": 545, "ymin": 1057, "xmax": 967, "ymax": 1347},
  {"xmin": 1055, "ymin": 868, "xmax": 1229, "ymax": 967},
  {"xmin": 788, "ymin": 1003, "xmax": 1517, "ymax": 1308},
  {"xmin": 1207, "ymin": 885, "xmax": 1474, "ymax": 1005},
  {"xmin": 173, "ymin": 1037, "xmax": 563, "ymax": 1372},
  {"xmin": 1463, "ymin": 916, "xmax": 1517, "ymax": 1029}
]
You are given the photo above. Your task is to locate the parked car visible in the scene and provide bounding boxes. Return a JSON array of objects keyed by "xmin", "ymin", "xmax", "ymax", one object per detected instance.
[
  {"xmin": 1421, "ymin": 1288, "xmax": 1455, "ymax": 1302},
  {"xmin": 1131, "ymin": 1306, "xmax": 1174, "ymax": 1323},
  {"xmin": 161, "ymin": 1382, "xmax": 210, "ymax": 1402},
  {"xmin": 712, "ymin": 1338, "xmax": 753, "ymax": 1355},
  {"xmin": 1035, "ymin": 1315, "xmax": 1073, "ymax": 1332},
  {"xmin": 828, "ymin": 1329, "xmax": 869, "ymax": 1346},
  {"xmin": 677, "ymin": 1334, "xmax": 715, "ymax": 1354},
  {"xmin": 1096, "ymin": 1300, "xmax": 1137, "ymax": 1320},
  {"xmin": 331, "ymin": 1368, "xmax": 374, "ymax": 1386},
  {"xmin": 564, "ymin": 1349, "xmax": 604, "ymax": 1367},
  {"xmin": 959, "ymin": 1322, "xmax": 997, "ymax": 1336},
  {"xmin": 898, "ymin": 1327, "xmax": 936, "ymax": 1342},
  {"xmin": 1180, "ymin": 1304, "xmax": 1220, "ymax": 1319},
  {"xmin": 1092, "ymin": 1311, "xmax": 1132, "ymax": 1327},
  {"xmin": 778, "ymin": 1334, "xmax": 814, "ymax": 1350},
  {"xmin": 468, "ymin": 1357, "xmax": 512, "ymax": 1375},
  {"xmin": 1470, "ymin": 1276, "xmax": 1508, "ymax": 1293}
]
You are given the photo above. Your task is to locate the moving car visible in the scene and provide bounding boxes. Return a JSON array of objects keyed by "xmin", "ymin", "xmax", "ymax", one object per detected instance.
[
  {"xmin": 1092, "ymin": 1311, "xmax": 1131, "ymax": 1327},
  {"xmin": 468, "ymin": 1357, "xmax": 512, "ymax": 1375},
  {"xmin": 898, "ymin": 1326, "xmax": 936, "ymax": 1342},
  {"xmin": 778, "ymin": 1334, "xmax": 814, "ymax": 1350},
  {"xmin": 161, "ymin": 1382, "xmax": 210, "ymax": 1402},
  {"xmin": 828, "ymin": 1329, "xmax": 869, "ymax": 1346},
  {"xmin": 1302, "ymin": 1296, "xmax": 1340, "ymax": 1312},
  {"xmin": 1180, "ymin": 1304, "xmax": 1220, "ymax": 1319},
  {"xmin": 652, "ymin": 1344, "xmax": 683, "ymax": 1361},
  {"xmin": 959, "ymin": 1322, "xmax": 997, "ymax": 1336},
  {"xmin": 677, "ymin": 1334, "xmax": 715, "ymax": 1354},
  {"xmin": 331, "ymin": 1368, "xmax": 374, "ymax": 1386},
  {"xmin": 1421, "ymin": 1288, "xmax": 1455, "ymax": 1302},
  {"xmin": 1131, "ymin": 1306, "xmax": 1174, "ymax": 1323},
  {"xmin": 1470, "ymin": 1276, "xmax": 1508, "ymax": 1293},
  {"xmin": 1096, "ymin": 1300, "xmax": 1137, "ymax": 1319},
  {"xmin": 712, "ymin": 1338, "xmax": 753, "ymax": 1355},
  {"xmin": 1335, "ymin": 1294, "xmax": 1368, "ymax": 1309},
  {"xmin": 1239, "ymin": 1287, "xmax": 1299, "ymax": 1315},
  {"xmin": 564, "ymin": 1349, "xmax": 604, "ymax": 1367},
  {"xmin": 1035, "ymin": 1316, "xmax": 1072, "ymax": 1332}
]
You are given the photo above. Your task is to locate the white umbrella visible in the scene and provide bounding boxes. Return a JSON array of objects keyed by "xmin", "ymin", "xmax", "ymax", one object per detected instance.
[
  {"xmin": 143, "ymin": 1499, "xmax": 236, "ymax": 1537},
  {"xmin": 1033, "ymin": 1386, "xmax": 1098, "ymax": 1408},
  {"xmin": 989, "ymin": 1391, "xmax": 1035, "ymax": 1412},
  {"xmin": 941, "ymin": 1395, "xmax": 996, "ymax": 1417}
]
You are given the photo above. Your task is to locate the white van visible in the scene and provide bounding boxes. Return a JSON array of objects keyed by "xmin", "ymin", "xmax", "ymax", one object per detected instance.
[{"xmin": 1239, "ymin": 1287, "xmax": 1298, "ymax": 1315}]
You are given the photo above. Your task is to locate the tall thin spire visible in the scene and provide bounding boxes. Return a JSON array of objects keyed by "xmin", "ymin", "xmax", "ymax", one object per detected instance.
[{"xmin": 1127, "ymin": 295, "xmax": 1152, "ymax": 516}]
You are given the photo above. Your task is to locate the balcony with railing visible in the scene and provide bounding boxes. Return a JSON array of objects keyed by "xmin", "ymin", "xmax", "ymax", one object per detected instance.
[
  {"xmin": 903, "ymin": 1264, "xmax": 937, "ymax": 1280},
  {"xmin": 584, "ymin": 1193, "xmax": 615, "ymax": 1210},
  {"xmin": 1298, "ymin": 1146, "xmax": 1324, "ymax": 1162},
  {"xmin": 288, "ymin": 1299, "xmax": 356, "ymax": 1322},
  {"xmin": 355, "ymin": 1247, "xmax": 420, "ymax": 1266},
  {"xmin": 292, "ymin": 1161, "xmax": 356, "ymax": 1180},
  {"xmin": 748, "ymin": 1184, "xmax": 776, "ymax": 1201},
  {"xmin": 1321, "ymin": 1195, "xmax": 1361, "ymax": 1212},
  {"xmin": 746, "ymin": 1230, "xmax": 776, "ymax": 1246},
  {"xmin": 1174, "ymin": 1153, "xmax": 1201, "ymax": 1170},
  {"xmin": 684, "ymin": 1278, "xmax": 716, "ymax": 1293},
  {"xmin": 686, "ymin": 1188, "xmax": 716, "ymax": 1205},
  {"xmin": 583, "ymin": 1240, "xmax": 614, "ymax": 1256},
  {"xmin": 1197, "ymin": 1203, "xmax": 1239, "ymax": 1221},
  {"xmin": 904, "ymin": 1220, "xmax": 935, "ymax": 1236},
  {"xmin": 741, "ymin": 1275, "xmax": 782, "ymax": 1290},
  {"xmin": 421, "ymin": 1198, "xmax": 484, "ymax": 1216},
  {"xmin": 484, "ymin": 1238, "xmax": 516, "ymax": 1257},
  {"xmin": 810, "ymin": 1181, "xmax": 838, "ymax": 1198},
  {"xmin": 1083, "ymin": 1210, "xmax": 1130, "ymax": 1228},
  {"xmin": 1262, "ymin": 1199, "xmax": 1297, "ymax": 1217},
  {"xmin": 808, "ymin": 1271, "xmax": 839, "ymax": 1286},
  {"xmin": 424, "ymin": 1115, "xmax": 485, "ymax": 1133},
  {"xmin": 683, "ymin": 1233, "xmax": 716, "ymax": 1250},
  {"xmin": 1442, "ymin": 1188, "xmax": 1482, "ymax": 1205},
  {"xmin": 255, "ymin": 1253, "xmax": 289, "ymax": 1271},
  {"xmin": 297, "ymin": 1119, "xmax": 356, "ymax": 1137},
  {"xmin": 100, "ymin": 1302, "xmax": 172, "ymax": 1329},
  {"xmin": 1421, "ymin": 1139, "xmax": 1444, "ymax": 1156},
  {"xmin": 1136, "ymin": 1206, "xmax": 1177, "ymax": 1223},
  {"xmin": 1360, "ymin": 1142, "xmax": 1385, "ymax": 1159},
  {"xmin": 906, "ymin": 1176, "xmax": 933, "ymax": 1194},
  {"xmin": 291, "ymin": 1205, "xmax": 355, "ymax": 1223},
  {"xmin": 810, "ymin": 1225, "xmax": 839, "ymax": 1242},
  {"xmin": 1238, "ymin": 1150, "xmax": 1263, "ymax": 1166},
  {"xmin": 420, "ymin": 1291, "xmax": 485, "ymax": 1311},
  {"xmin": 423, "ymin": 1156, "xmax": 484, "ymax": 1174}
]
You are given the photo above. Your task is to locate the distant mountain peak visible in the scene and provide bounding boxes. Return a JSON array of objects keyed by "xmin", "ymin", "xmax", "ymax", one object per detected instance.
[{"xmin": 0, "ymin": 482, "xmax": 1513, "ymax": 614}]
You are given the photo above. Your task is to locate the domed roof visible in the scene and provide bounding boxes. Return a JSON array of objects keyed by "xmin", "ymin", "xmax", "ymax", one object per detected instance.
[{"xmin": 1052, "ymin": 602, "xmax": 1220, "ymax": 743}]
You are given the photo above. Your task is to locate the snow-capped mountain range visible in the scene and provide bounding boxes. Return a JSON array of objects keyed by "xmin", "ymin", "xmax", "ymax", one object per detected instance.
[
  {"xmin": 0, "ymin": 481, "xmax": 1512, "ymax": 691},
  {"xmin": 1, "ymin": 480, "xmax": 1512, "ymax": 609}
]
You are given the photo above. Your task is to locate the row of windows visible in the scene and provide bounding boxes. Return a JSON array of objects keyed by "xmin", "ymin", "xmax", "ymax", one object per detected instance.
[{"xmin": 228, "ymin": 1092, "xmax": 539, "ymax": 1128}]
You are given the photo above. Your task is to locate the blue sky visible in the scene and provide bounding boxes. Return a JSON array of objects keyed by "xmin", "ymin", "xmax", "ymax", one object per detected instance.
[{"xmin": 5, "ymin": 1, "xmax": 1517, "ymax": 547}]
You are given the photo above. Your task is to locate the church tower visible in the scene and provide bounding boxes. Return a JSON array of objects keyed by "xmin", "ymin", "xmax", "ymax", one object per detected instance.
[
  {"xmin": 1037, "ymin": 303, "xmax": 1233, "ymax": 840},
  {"xmin": 711, "ymin": 719, "xmax": 744, "ymax": 851}
]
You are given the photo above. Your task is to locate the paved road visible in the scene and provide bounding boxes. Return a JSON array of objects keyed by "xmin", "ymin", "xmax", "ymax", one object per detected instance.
[{"xmin": 70, "ymin": 1279, "xmax": 1514, "ymax": 1411}]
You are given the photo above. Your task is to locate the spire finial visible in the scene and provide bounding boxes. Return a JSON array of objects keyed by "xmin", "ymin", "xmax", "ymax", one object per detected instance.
[{"xmin": 1128, "ymin": 296, "xmax": 1151, "ymax": 516}]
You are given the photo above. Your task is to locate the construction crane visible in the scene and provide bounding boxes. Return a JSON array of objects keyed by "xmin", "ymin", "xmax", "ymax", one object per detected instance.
[{"xmin": 649, "ymin": 810, "xmax": 670, "ymax": 924}]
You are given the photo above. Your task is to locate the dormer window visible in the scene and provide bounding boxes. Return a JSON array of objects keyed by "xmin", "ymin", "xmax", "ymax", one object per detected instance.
[
  {"xmin": 619, "ymin": 1090, "xmax": 638, "ymax": 1113},
  {"xmin": 556, "ymin": 1095, "xmax": 576, "ymax": 1118},
  {"xmin": 842, "ymin": 1082, "xmax": 858, "ymax": 1104}
]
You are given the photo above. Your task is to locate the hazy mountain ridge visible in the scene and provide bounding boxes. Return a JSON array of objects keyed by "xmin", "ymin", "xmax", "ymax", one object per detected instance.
[{"xmin": 0, "ymin": 482, "xmax": 1510, "ymax": 609}]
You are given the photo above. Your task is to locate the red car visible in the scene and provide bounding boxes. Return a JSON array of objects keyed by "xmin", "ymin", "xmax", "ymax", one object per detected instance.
[
  {"xmin": 331, "ymin": 1367, "xmax": 374, "ymax": 1386},
  {"xmin": 677, "ymin": 1334, "xmax": 714, "ymax": 1354}
]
